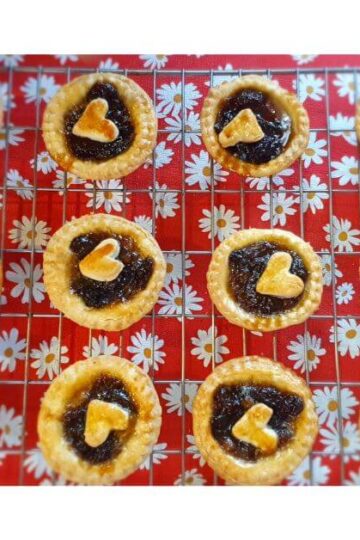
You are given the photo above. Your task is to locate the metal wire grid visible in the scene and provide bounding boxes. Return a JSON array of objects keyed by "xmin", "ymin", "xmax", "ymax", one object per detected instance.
[{"xmin": 0, "ymin": 65, "xmax": 360, "ymax": 486}]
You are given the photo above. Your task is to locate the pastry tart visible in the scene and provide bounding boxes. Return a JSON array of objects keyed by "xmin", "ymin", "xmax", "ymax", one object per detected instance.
[
  {"xmin": 207, "ymin": 228, "xmax": 323, "ymax": 332},
  {"xmin": 38, "ymin": 355, "xmax": 162, "ymax": 485},
  {"xmin": 43, "ymin": 214, "xmax": 166, "ymax": 331},
  {"xmin": 201, "ymin": 75, "xmax": 309, "ymax": 177},
  {"xmin": 42, "ymin": 73, "xmax": 157, "ymax": 180},
  {"xmin": 193, "ymin": 356, "xmax": 318, "ymax": 485}
]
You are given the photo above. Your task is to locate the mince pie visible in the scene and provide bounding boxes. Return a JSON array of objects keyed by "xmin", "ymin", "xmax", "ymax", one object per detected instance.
[
  {"xmin": 43, "ymin": 214, "xmax": 166, "ymax": 331},
  {"xmin": 201, "ymin": 75, "xmax": 309, "ymax": 177},
  {"xmin": 207, "ymin": 228, "xmax": 323, "ymax": 331},
  {"xmin": 42, "ymin": 73, "xmax": 157, "ymax": 180},
  {"xmin": 193, "ymin": 356, "xmax": 318, "ymax": 485},
  {"xmin": 38, "ymin": 355, "xmax": 162, "ymax": 485}
]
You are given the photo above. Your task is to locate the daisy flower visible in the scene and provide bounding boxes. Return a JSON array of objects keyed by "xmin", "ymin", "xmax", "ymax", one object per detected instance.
[
  {"xmin": 245, "ymin": 168, "xmax": 294, "ymax": 191},
  {"xmin": 158, "ymin": 283, "xmax": 203, "ymax": 318},
  {"xmin": 162, "ymin": 382, "xmax": 198, "ymax": 415},
  {"xmin": 287, "ymin": 456, "xmax": 330, "ymax": 486},
  {"xmin": 83, "ymin": 336, "xmax": 118, "ymax": 358},
  {"xmin": 30, "ymin": 151, "xmax": 57, "ymax": 174},
  {"xmin": 0, "ymin": 127, "xmax": 25, "ymax": 150},
  {"xmin": 345, "ymin": 467, "xmax": 360, "ymax": 486},
  {"xmin": 6, "ymin": 258, "xmax": 45, "ymax": 304},
  {"xmin": 0, "ymin": 54, "xmax": 24, "ymax": 67},
  {"xmin": 0, "ymin": 328, "xmax": 26, "ymax": 373},
  {"xmin": 139, "ymin": 442, "xmax": 168, "ymax": 470},
  {"xmin": 40, "ymin": 475, "xmax": 68, "ymax": 486},
  {"xmin": 296, "ymin": 74, "xmax": 325, "ymax": 103},
  {"xmin": 323, "ymin": 216, "xmax": 360, "ymax": 252},
  {"xmin": 258, "ymin": 190, "xmax": 299, "ymax": 226},
  {"xmin": 199, "ymin": 204, "xmax": 240, "ymax": 241},
  {"xmin": 98, "ymin": 58, "xmax": 120, "ymax": 71},
  {"xmin": 333, "ymin": 73, "xmax": 360, "ymax": 105},
  {"xmin": 164, "ymin": 252, "xmax": 194, "ymax": 286},
  {"xmin": 21, "ymin": 75, "xmax": 60, "ymax": 104},
  {"xmin": 139, "ymin": 54, "xmax": 168, "ymax": 70},
  {"xmin": 174, "ymin": 468, "xmax": 206, "ymax": 486},
  {"xmin": 287, "ymin": 331, "xmax": 325, "ymax": 374},
  {"xmin": 151, "ymin": 141, "xmax": 174, "ymax": 169},
  {"xmin": 127, "ymin": 329, "xmax": 165, "ymax": 374},
  {"xmin": 330, "ymin": 113, "xmax": 357, "ymax": 146},
  {"xmin": 336, "ymin": 282, "xmax": 355, "ymax": 305},
  {"xmin": 320, "ymin": 252, "xmax": 343, "ymax": 286},
  {"xmin": 24, "ymin": 445, "xmax": 52, "ymax": 479},
  {"xmin": 330, "ymin": 318, "xmax": 360, "ymax": 359},
  {"xmin": 53, "ymin": 169, "xmax": 86, "ymax": 192},
  {"xmin": 185, "ymin": 150, "xmax": 229, "ymax": 190},
  {"xmin": 6, "ymin": 169, "xmax": 33, "ymax": 199},
  {"xmin": 186, "ymin": 434, "xmax": 206, "ymax": 467},
  {"xmin": 0, "ymin": 82, "xmax": 15, "ymax": 110},
  {"xmin": 54, "ymin": 55, "xmax": 78, "ymax": 65},
  {"xmin": 292, "ymin": 55, "xmax": 317, "ymax": 66},
  {"xmin": 191, "ymin": 326, "xmax": 229, "ymax": 368},
  {"xmin": 300, "ymin": 174, "xmax": 329, "ymax": 214},
  {"xmin": 164, "ymin": 111, "xmax": 201, "ymax": 147},
  {"xmin": 205, "ymin": 64, "xmax": 237, "ymax": 87},
  {"xmin": 331, "ymin": 156, "xmax": 358, "ymax": 187},
  {"xmin": 156, "ymin": 81, "xmax": 202, "ymax": 118},
  {"xmin": 0, "ymin": 405, "xmax": 22, "ymax": 447},
  {"xmin": 302, "ymin": 132, "xmax": 327, "ymax": 168},
  {"xmin": 320, "ymin": 421, "xmax": 360, "ymax": 462},
  {"xmin": 9, "ymin": 216, "xmax": 51, "ymax": 249},
  {"xmin": 313, "ymin": 386, "xmax": 358, "ymax": 426},
  {"xmin": 30, "ymin": 336, "xmax": 69, "ymax": 380},
  {"xmin": 85, "ymin": 179, "xmax": 130, "ymax": 213},
  {"xmin": 134, "ymin": 215, "xmax": 153, "ymax": 233},
  {"xmin": 150, "ymin": 182, "xmax": 180, "ymax": 219}
]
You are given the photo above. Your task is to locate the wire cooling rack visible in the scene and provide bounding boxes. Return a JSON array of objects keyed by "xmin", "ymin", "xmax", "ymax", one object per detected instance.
[{"xmin": 0, "ymin": 65, "xmax": 360, "ymax": 486}]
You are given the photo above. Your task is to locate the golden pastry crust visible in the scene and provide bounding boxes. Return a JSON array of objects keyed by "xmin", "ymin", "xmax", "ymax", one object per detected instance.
[
  {"xmin": 38, "ymin": 355, "xmax": 162, "ymax": 485},
  {"xmin": 43, "ymin": 214, "xmax": 166, "ymax": 331},
  {"xmin": 207, "ymin": 228, "xmax": 323, "ymax": 332},
  {"xmin": 201, "ymin": 75, "xmax": 310, "ymax": 177},
  {"xmin": 193, "ymin": 356, "xmax": 318, "ymax": 485},
  {"xmin": 42, "ymin": 73, "xmax": 157, "ymax": 180}
]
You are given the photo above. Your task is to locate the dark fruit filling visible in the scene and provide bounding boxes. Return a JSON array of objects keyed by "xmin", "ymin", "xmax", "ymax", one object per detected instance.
[
  {"xmin": 228, "ymin": 241, "xmax": 307, "ymax": 316},
  {"xmin": 211, "ymin": 384, "xmax": 304, "ymax": 462},
  {"xmin": 214, "ymin": 89, "xmax": 291, "ymax": 164},
  {"xmin": 64, "ymin": 82, "xmax": 135, "ymax": 161},
  {"xmin": 63, "ymin": 375, "xmax": 137, "ymax": 464},
  {"xmin": 70, "ymin": 232, "xmax": 154, "ymax": 309}
]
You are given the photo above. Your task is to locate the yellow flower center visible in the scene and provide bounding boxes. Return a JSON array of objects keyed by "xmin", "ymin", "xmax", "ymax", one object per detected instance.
[
  {"xmin": 305, "ymin": 147, "xmax": 315, "ymax": 156},
  {"xmin": 306, "ymin": 85, "xmax": 314, "ymax": 94},
  {"xmin": 346, "ymin": 329, "xmax": 357, "ymax": 339},
  {"xmin": 39, "ymin": 87, "xmax": 46, "ymax": 96},
  {"xmin": 45, "ymin": 353, "xmax": 55, "ymax": 364},
  {"xmin": 4, "ymin": 347, "xmax": 13, "ymax": 358},
  {"xmin": 328, "ymin": 400, "xmax": 338, "ymax": 412},
  {"xmin": 303, "ymin": 469, "xmax": 311, "ymax": 480},
  {"xmin": 166, "ymin": 262, "xmax": 174, "ymax": 274},
  {"xmin": 275, "ymin": 205, "xmax": 283, "ymax": 214},
  {"xmin": 324, "ymin": 263, "xmax": 331, "ymax": 271},
  {"xmin": 217, "ymin": 218, "xmax": 226, "ymax": 228},
  {"xmin": 349, "ymin": 167, "xmax": 358, "ymax": 175},
  {"xmin": 159, "ymin": 199, "xmax": 165, "ymax": 208},
  {"xmin": 175, "ymin": 296, "xmax": 183, "ymax": 307},
  {"xmin": 185, "ymin": 476, "xmax": 194, "ymax": 485},
  {"xmin": 307, "ymin": 192, "xmax": 316, "ymax": 200},
  {"xmin": 144, "ymin": 348, "xmax": 152, "ymax": 359},
  {"xmin": 338, "ymin": 231, "xmax": 348, "ymax": 242},
  {"xmin": 307, "ymin": 349, "xmax": 316, "ymax": 362},
  {"xmin": 3, "ymin": 425, "xmax": 10, "ymax": 435},
  {"xmin": 174, "ymin": 94, "xmax": 182, "ymax": 104},
  {"xmin": 202, "ymin": 166, "xmax": 211, "ymax": 177},
  {"xmin": 204, "ymin": 343, "xmax": 213, "ymax": 354},
  {"xmin": 104, "ymin": 192, "xmax": 113, "ymax": 200},
  {"xmin": 342, "ymin": 437, "xmax": 350, "ymax": 448},
  {"xmin": 24, "ymin": 278, "xmax": 31, "ymax": 288}
]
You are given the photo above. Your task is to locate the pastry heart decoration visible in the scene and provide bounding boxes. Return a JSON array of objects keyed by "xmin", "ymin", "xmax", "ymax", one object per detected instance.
[
  {"xmin": 219, "ymin": 108, "xmax": 264, "ymax": 147},
  {"xmin": 232, "ymin": 402, "xmax": 278, "ymax": 454},
  {"xmin": 72, "ymin": 98, "xmax": 119, "ymax": 143},
  {"xmin": 84, "ymin": 399, "xmax": 130, "ymax": 448},
  {"xmin": 256, "ymin": 251, "xmax": 305, "ymax": 299},
  {"xmin": 79, "ymin": 238, "xmax": 124, "ymax": 282}
]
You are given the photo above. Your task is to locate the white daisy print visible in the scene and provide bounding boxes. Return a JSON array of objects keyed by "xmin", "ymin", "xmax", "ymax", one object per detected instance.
[
  {"xmin": 164, "ymin": 111, "xmax": 201, "ymax": 147},
  {"xmin": 333, "ymin": 73, "xmax": 360, "ymax": 105},
  {"xmin": 258, "ymin": 191, "xmax": 299, "ymax": 226},
  {"xmin": 287, "ymin": 332, "xmax": 325, "ymax": 374},
  {"xmin": 0, "ymin": 54, "xmax": 24, "ymax": 67},
  {"xmin": 139, "ymin": 442, "xmax": 168, "ymax": 470},
  {"xmin": 139, "ymin": 54, "xmax": 168, "ymax": 70},
  {"xmin": 191, "ymin": 326, "xmax": 229, "ymax": 368},
  {"xmin": 40, "ymin": 475, "xmax": 68, "ymax": 486},
  {"xmin": 30, "ymin": 336, "xmax": 69, "ymax": 380},
  {"xmin": 0, "ymin": 328, "xmax": 26, "ymax": 373},
  {"xmin": 246, "ymin": 168, "xmax": 294, "ymax": 191},
  {"xmin": 331, "ymin": 156, "xmax": 358, "ymax": 187},
  {"xmin": 287, "ymin": 456, "xmax": 330, "ymax": 486},
  {"xmin": 300, "ymin": 175, "xmax": 329, "ymax": 214},
  {"xmin": 158, "ymin": 283, "xmax": 203, "ymax": 318},
  {"xmin": 330, "ymin": 318, "xmax": 360, "ymax": 359},
  {"xmin": 302, "ymin": 132, "xmax": 327, "ymax": 168},
  {"xmin": 185, "ymin": 150, "xmax": 229, "ymax": 190},
  {"xmin": 0, "ymin": 82, "xmax": 15, "ymax": 110},
  {"xmin": 162, "ymin": 382, "xmax": 198, "ymax": 415},
  {"xmin": 164, "ymin": 252, "xmax": 194, "ymax": 286},
  {"xmin": 6, "ymin": 258, "xmax": 45, "ymax": 304},
  {"xmin": 127, "ymin": 329, "xmax": 165, "ymax": 374},
  {"xmin": 345, "ymin": 467, "xmax": 360, "ymax": 485},
  {"xmin": 0, "ymin": 127, "xmax": 25, "ymax": 150},
  {"xmin": 152, "ymin": 141, "xmax": 174, "ymax": 168},
  {"xmin": 199, "ymin": 204, "xmax": 240, "ymax": 241},
  {"xmin": 156, "ymin": 81, "xmax": 202, "ymax": 118},
  {"xmin": 21, "ymin": 75, "xmax": 59, "ymax": 104},
  {"xmin": 9, "ymin": 216, "xmax": 51, "ymax": 249},
  {"xmin": 320, "ymin": 252, "xmax": 343, "ymax": 286},
  {"xmin": 54, "ymin": 55, "xmax": 78, "ymax": 65},
  {"xmin": 0, "ymin": 405, "xmax": 22, "ymax": 448},
  {"xmin": 30, "ymin": 151, "xmax": 57, "ymax": 174},
  {"xmin": 24, "ymin": 445, "xmax": 52, "ymax": 479},
  {"xmin": 296, "ymin": 74, "xmax": 325, "ymax": 102},
  {"xmin": 186, "ymin": 434, "xmax": 206, "ymax": 467},
  {"xmin": 205, "ymin": 63, "xmax": 237, "ymax": 87},
  {"xmin": 134, "ymin": 215, "xmax": 153, "ymax": 233},
  {"xmin": 336, "ymin": 282, "xmax": 355, "ymax": 305},
  {"xmin": 320, "ymin": 421, "xmax": 360, "ymax": 462},
  {"xmin": 174, "ymin": 468, "xmax": 206, "ymax": 486},
  {"xmin": 292, "ymin": 55, "xmax": 317, "ymax": 66},
  {"xmin": 98, "ymin": 58, "xmax": 119, "ymax": 70},
  {"xmin": 330, "ymin": 113, "xmax": 357, "ymax": 146},
  {"xmin": 85, "ymin": 179, "xmax": 130, "ymax": 213},
  {"xmin": 83, "ymin": 336, "xmax": 118, "ymax": 359},
  {"xmin": 53, "ymin": 169, "xmax": 86, "ymax": 192},
  {"xmin": 151, "ymin": 182, "xmax": 180, "ymax": 219},
  {"xmin": 313, "ymin": 386, "xmax": 358, "ymax": 426},
  {"xmin": 6, "ymin": 169, "xmax": 33, "ymax": 199},
  {"xmin": 324, "ymin": 216, "xmax": 360, "ymax": 252}
]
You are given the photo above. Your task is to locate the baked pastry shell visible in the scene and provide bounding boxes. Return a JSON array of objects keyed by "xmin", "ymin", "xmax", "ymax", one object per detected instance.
[
  {"xmin": 193, "ymin": 356, "xmax": 318, "ymax": 486},
  {"xmin": 38, "ymin": 355, "xmax": 162, "ymax": 485},
  {"xmin": 201, "ymin": 75, "xmax": 310, "ymax": 177},
  {"xmin": 43, "ymin": 213, "xmax": 166, "ymax": 331},
  {"xmin": 42, "ymin": 72, "xmax": 157, "ymax": 180},
  {"xmin": 207, "ymin": 228, "xmax": 323, "ymax": 332}
]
